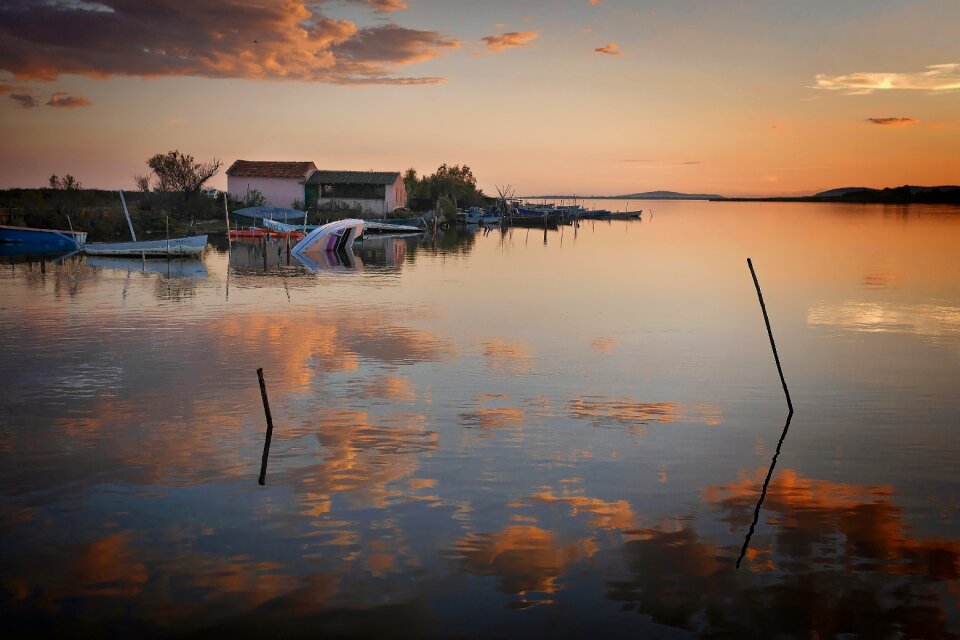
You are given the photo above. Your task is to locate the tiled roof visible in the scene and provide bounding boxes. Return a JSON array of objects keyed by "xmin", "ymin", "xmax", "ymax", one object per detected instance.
[
  {"xmin": 307, "ymin": 170, "xmax": 401, "ymax": 186},
  {"xmin": 226, "ymin": 160, "xmax": 317, "ymax": 179}
]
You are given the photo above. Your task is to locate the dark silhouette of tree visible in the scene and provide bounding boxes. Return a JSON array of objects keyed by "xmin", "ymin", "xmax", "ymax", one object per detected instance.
[{"xmin": 146, "ymin": 150, "xmax": 222, "ymax": 196}]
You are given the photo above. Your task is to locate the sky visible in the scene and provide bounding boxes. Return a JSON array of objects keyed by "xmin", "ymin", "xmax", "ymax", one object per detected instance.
[{"xmin": 0, "ymin": 0, "xmax": 958, "ymax": 197}]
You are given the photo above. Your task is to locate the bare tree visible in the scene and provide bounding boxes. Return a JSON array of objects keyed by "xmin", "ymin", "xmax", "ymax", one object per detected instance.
[{"xmin": 133, "ymin": 174, "xmax": 151, "ymax": 192}]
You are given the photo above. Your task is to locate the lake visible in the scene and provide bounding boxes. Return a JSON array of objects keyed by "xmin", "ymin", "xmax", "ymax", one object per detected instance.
[{"xmin": 2, "ymin": 201, "xmax": 959, "ymax": 638}]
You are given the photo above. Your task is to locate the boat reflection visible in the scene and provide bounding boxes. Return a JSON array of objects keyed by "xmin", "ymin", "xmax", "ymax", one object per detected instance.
[{"xmin": 85, "ymin": 256, "xmax": 208, "ymax": 278}]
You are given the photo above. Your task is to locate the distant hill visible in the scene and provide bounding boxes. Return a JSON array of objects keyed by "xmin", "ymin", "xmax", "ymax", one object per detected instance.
[
  {"xmin": 534, "ymin": 190, "xmax": 726, "ymax": 200},
  {"xmin": 814, "ymin": 187, "xmax": 877, "ymax": 198},
  {"xmin": 616, "ymin": 190, "xmax": 725, "ymax": 200},
  {"xmin": 815, "ymin": 185, "xmax": 960, "ymax": 198}
]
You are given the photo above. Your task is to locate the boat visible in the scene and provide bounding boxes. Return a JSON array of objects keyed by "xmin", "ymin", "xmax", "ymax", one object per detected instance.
[
  {"xmin": 0, "ymin": 225, "xmax": 87, "ymax": 252},
  {"xmin": 228, "ymin": 227, "xmax": 271, "ymax": 239},
  {"xmin": 232, "ymin": 206, "xmax": 307, "ymax": 224},
  {"xmin": 83, "ymin": 235, "xmax": 208, "ymax": 257},
  {"xmin": 457, "ymin": 207, "xmax": 500, "ymax": 225},
  {"xmin": 83, "ymin": 190, "xmax": 208, "ymax": 257},
  {"xmin": 291, "ymin": 219, "xmax": 365, "ymax": 256},
  {"xmin": 362, "ymin": 220, "xmax": 422, "ymax": 234}
]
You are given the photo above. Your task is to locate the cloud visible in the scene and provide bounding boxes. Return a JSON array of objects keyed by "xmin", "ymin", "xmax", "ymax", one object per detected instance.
[
  {"xmin": 594, "ymin": 43, "xmax": 622, "ymax": 56},
  {"xmin": 46, "ymin": 91, "xmax": 92, "ymax": 108},
  {"xmin": 866, "ymin": 117, "xmax": 918, "ymax": 127},
  {"xmin": 815, "ymin": 63, "xmax": 960, "ymax": 95},
  {"xmin": 10, "ymin": 92, "xmax": 37, "ymax": 108},
  {"xmin": 350, "ymin": 0, "xmax": 408, "ymax": 12},
  {"xmin": 480, "ymin": 31, "xmax": 538, "ymax": 52},
  {"xmin": 0, "ymin": 0, "xmax": 459, "ymax": 85}
]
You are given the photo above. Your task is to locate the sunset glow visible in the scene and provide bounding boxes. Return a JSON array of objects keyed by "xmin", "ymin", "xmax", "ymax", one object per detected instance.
[{"xmin": 1, "ymin": 0, "xmax": 957, "ymax": 196}]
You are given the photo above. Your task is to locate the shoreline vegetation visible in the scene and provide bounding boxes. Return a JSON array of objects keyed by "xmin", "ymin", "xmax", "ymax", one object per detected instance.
[{"xmin": 2, "ymin": 183, "xmax": 958, "ymax": 243}]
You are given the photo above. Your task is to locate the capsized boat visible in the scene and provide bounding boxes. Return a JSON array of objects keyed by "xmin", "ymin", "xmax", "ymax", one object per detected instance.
[{"xmin": 290, "ymin": 219, "xmax": 365, "ymax": 256}]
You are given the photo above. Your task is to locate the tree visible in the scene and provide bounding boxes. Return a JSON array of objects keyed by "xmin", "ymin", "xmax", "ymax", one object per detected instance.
[
  {"xmin": 404, "ymin": 164, "xmax": 486, "ymax": 208},
  {"xmin": 48, "ymin": 173, "xmax": 81, "ymax": 190},
  {"xmin": 133, "ymin": 174, "xmax": 151, "ymax": 192},
  {"xmin": 146, "ymin": 150, "xmax": 222, "ymax": 196}
]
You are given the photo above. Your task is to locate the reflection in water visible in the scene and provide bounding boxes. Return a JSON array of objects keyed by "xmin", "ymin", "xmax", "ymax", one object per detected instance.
[
  {"xmin": 808, "ymin": 301, "xmax": 960, "ymax": 339},
  {"xmin": 569, "ymin": 396, "xmax": 722, "ymax": 431},
  {"xmin": 482, "ymin": 338, "xmax": 532, "ymax": 374},
  {"xmin": 2, "ymin": 203, "xmax": 960, "ymax": 637},
  {"xmin": 736, "ymin": 410, "xmax": 793, "ymax": 568},
  {"xmin": 604, "ymin": 466, "xmax": 960, "ymax": 637},
  {"xmin": 455, "ymin": 525, "xmax": 597, "ymax": 608}
]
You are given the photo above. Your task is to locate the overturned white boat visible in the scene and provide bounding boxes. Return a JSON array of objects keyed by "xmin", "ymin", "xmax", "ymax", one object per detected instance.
[{"xmin": 290, "ymin": 219, "xmax": 364, "ymax": 256}]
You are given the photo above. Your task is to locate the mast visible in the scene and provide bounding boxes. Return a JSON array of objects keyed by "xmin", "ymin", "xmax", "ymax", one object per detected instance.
[{"xmin": 118, "ymin": 190, "xmax": 136, "ymax": 241}]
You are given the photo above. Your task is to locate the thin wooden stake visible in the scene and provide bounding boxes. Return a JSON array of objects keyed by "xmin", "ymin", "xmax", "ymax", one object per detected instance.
[
  {"xmin": 747, "ymin": 258, "xmax": 793, "ymax": 412},
  {"xmin": 257, "ymin": 367, "xmax": 275, "ymax": 485}
]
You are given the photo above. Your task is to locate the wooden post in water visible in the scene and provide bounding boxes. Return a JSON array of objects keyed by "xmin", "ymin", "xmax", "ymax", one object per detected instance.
[
  {"xmin": 223, "ymin": 193, "xmax": 232, "ymax": 251},
  {"xmin": 257, "ymin": 368, "xmax": 275, "ymax": 485},
  {"xmin": 747, "ymin": 258, "xmax": 793, "ymax": 412}
]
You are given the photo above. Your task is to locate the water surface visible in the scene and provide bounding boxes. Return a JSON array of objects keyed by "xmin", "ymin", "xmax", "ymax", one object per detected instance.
[{"xmin": 2, "ymin": 201, "xmax": 959, "ymax": 638}]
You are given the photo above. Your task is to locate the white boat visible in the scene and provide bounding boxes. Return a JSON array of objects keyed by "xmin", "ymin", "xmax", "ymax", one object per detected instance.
[
  {"xmin": 362, "ymin": 220, "xmax": 422, "ymax": 234},
  {"xmin": 291, "ymin": 219, "xmax": 365, "ymax": 256},
  {"xmin": 83, "ymin": 235, "xmax": 207, "ymax": 257},
  {"xmin": 82, "ymin": 190, "xmax": 208, "ymax": 257}
]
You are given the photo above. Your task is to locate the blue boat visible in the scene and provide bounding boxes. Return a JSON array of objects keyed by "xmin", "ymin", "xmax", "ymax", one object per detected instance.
[
  {"xmin": 232, "ymin": 206, "xmax": 307, "ymax": 224},
  {"xmin": 0, "ymin": 225, "xmax": 86, "ymax": 253}
]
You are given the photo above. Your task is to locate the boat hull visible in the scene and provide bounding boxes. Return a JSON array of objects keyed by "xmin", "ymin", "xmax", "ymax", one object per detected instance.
[
  {"xmin": 83, "ymin": 235, "xmax": 208, "ymax": 257},
  {"xmin": 291, "ymin": 219, "xmax": 365, "ymax": 256},
  {"xmin": 0, "ymin": 225, "xmax": 86, "ymax": 251}
]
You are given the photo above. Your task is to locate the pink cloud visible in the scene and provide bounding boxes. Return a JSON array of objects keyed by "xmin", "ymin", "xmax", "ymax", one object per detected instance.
[
  {"xmin": 480, "ymin": 31, "xmax": 539, "ymax": 52},
  {"xmin": 0, "ymin": 0, "xmax": 458, "ymax": 85},
  {"xmin": 351, "ymin": 0, "xmax": 408, "ymax": 12},
  {"xmin": 10, "ymin": 92, "xmax": 37, "ymax": 108},
  {"xmin": 46, "ymin": 91, "xmax": 92, "ymax": 108},
  {"xmin": 866, "ymin": 117, "xmax": 918, "ymax": 126},
  {"xmin": 595, "ymin": 43, "xmax": 622, "ymax": 56}
]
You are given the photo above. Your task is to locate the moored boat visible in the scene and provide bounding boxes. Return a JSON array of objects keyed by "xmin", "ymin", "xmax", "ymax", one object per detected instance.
[
  {"xmin": 0, "ymin": 225, "xmax": 87, "ymax": 251},
  {"xmin": 83, "ymin": 235, "xmax": 208, "ymax": 257}
]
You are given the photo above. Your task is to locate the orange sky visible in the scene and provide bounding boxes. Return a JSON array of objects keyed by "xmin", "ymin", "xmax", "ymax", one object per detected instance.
[{"xmin": 1, "ymin": 0, "xmax": 958, "ymax": 196}]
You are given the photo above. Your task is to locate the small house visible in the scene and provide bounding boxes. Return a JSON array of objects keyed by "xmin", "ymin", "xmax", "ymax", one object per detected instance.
[
  {"xmin": 305, "ymin": 170, "xmax": 407, "ymax": 216},
  {"xmin": 226, "ymin": 160, "xmax": 317, "ymax": 207}
]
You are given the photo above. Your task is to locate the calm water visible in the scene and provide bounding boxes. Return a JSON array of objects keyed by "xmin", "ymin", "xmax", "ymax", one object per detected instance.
[{"xmin": 2, "ymin": 201, "xmax": 959, "ymax": 638}]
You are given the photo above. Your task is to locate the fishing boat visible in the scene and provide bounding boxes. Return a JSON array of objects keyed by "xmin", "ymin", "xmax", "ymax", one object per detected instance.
[
  {"xmin": 228, "ymin": 227, "xmax": 271, "ymax": 239},
  {"xmin": 82, "ymin": 190, "xmax": 207, "ymax": 257},
  {"xmin": 83, "ymin": 235, "xmax": 208, "ymax": 257},
  {"xmin": 232, "ymin": 206, "xmax": 307, "ymax": 225},
  {"xmin": 291, "ymin": 219, "xmax": 365, "ymax": 256},
  {"xmin": 0, "ymin": 225, "xmax": 87, "ymax": 252},
  {"xmin": 362, "ymin": 220, "xmax": 422, "ymax": 234},
  {"xmin": 457, "ymin": 207, "xmax": 500, "ymax": 225}
]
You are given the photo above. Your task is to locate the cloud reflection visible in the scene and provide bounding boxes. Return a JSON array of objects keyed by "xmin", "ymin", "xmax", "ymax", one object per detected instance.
[
  {"xmin": 807, "ymin": 301, "xmax": 960, "ymax": 341},
  {"xmin": 569, "ymin": 396, "xmax": 722, "ymax": 432},
  {"xmin": 455, "ymin": 525, "xmax": 597, "ymax": 607}
]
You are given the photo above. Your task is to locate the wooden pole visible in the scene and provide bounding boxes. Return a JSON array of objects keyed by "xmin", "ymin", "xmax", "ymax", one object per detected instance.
[
  {"xmin": 257, "ymin": 368, "xmax": 275, "ymax": 486},
  {"xmin": 223, "ymin": 193, "xmax": 232, "ymax": 251},
  {"xmin": 747, "ymin": 258, "xmax": 793, "ymax": 412}
]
